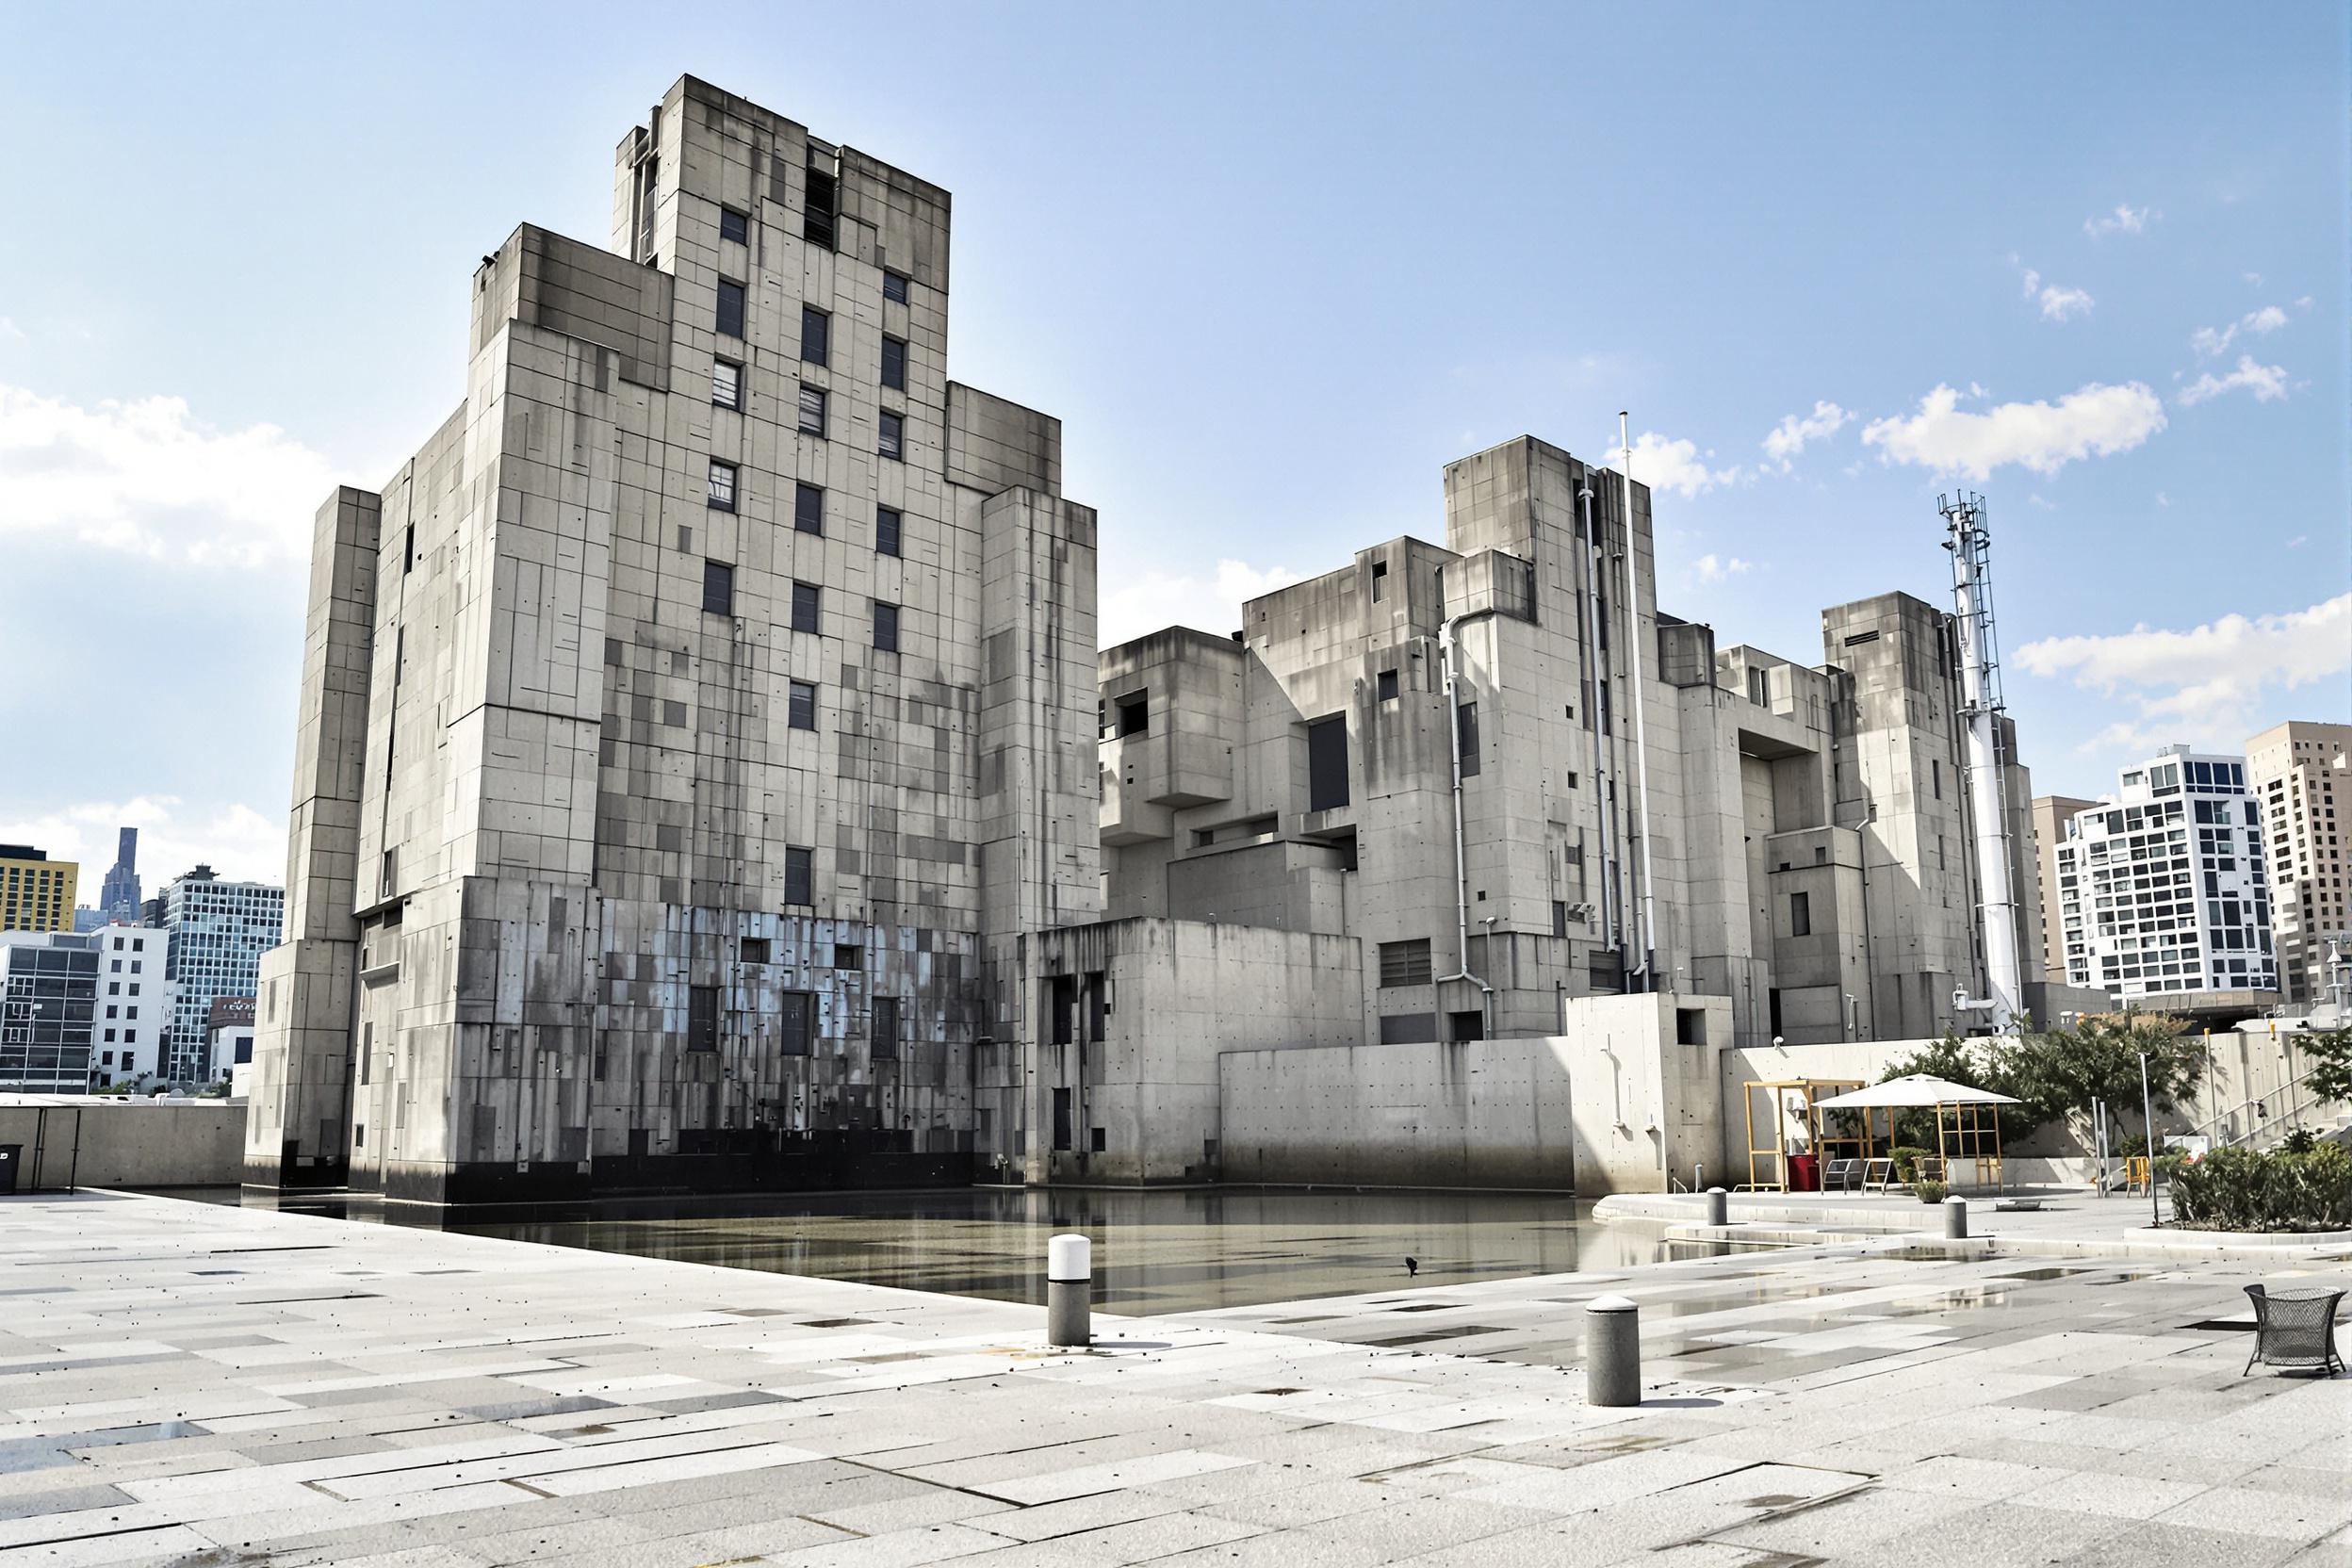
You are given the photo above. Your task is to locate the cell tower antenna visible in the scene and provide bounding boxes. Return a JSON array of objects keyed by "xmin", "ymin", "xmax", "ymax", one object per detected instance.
[{"xmin": 1941, "ymin": 491, "xmax": 2024, "ymax": 1032}]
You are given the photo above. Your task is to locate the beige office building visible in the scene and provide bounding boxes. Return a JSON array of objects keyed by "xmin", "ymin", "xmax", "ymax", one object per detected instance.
[{"xmin": 2248, "ymin": 721, "xmax": 2352, "ymax": 1008}]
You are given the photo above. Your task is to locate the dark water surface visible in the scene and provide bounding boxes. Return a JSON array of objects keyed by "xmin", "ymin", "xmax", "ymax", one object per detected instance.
[{"xmin": 160, "ymin": 1184, "xmax": 1745, "ymax": 1315}]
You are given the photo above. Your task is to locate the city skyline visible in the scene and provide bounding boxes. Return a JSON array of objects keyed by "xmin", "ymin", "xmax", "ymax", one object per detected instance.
[{"xmin": 1, "ymin": 1, "xmax": 2346, "ymax": 890}]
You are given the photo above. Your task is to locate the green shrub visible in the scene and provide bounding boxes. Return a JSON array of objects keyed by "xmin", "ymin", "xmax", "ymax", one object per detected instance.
[
  {"xmin": 1912, "ymin": 1180, "xmax": 1948, "ymax": 1204},
  {"xmin": 2280, "ymin": 1128, "xmax": 2318, "ymax": 1155},
  {"xmin": 1889, "ymin": 1146, "xmax": 1932, "ymax": 1181},
  {"xmin": 2168, "ymin": 1141, "xmax": 2352, "ymax": 1232}
]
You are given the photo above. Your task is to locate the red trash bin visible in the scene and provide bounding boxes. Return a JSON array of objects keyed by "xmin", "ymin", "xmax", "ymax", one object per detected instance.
[{"xmin": 1788, "ymin": 1153, "xmax": 1821, "ymax": 1192}]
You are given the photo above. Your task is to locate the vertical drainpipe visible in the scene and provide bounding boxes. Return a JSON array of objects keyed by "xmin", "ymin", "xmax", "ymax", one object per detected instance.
[
  {"xmin": 1577, "ymin": 482, "xmax": 1617, "ymax": 956},
  {"xmin": 1437, "ymin": 612, "xmax": 1494, "ymax": 1035},
  {"xmin": 1618, "ymin": 413, "xmax": 1660, "ymax": 992}
]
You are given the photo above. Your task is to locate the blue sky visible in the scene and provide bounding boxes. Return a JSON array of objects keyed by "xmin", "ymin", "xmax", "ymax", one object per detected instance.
[{"xmin": 2, "ymin": 1, "xmax": 2345, "ymax": 886}]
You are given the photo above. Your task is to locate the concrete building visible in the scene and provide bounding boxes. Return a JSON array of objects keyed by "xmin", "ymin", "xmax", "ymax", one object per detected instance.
[
  {"xmin": 205, "ymin": 995, "xmax": 256, "ymax": 1086},
  {"xmin": 98, "ymin": 827, "xmax": 141, "ymax": 923},
  {"xmin": 0, "ymin": 846, "xmax": 77, "ymax": 934},
  {"xmin": 2247, "ymin": 720, "xmax": 2351, "ymax": 1011},
  {"xmin": 157, "ymin": 867, "xmax": 284, "ymax": 1085},
  {"xmin": 2053, "ymin": 747, "xmax": 2276, "ymax": 1001},
  {"xmin": 248, "ymin": 75, "xmax": 1102, "ymax": 1201},
  {"xmin": 0, "ymin": 924, "xmax": 165, "ymax": 1091},
  {"xmin": 2031, "ymin": 793, "xmax": 2099, "ymax": 985}
]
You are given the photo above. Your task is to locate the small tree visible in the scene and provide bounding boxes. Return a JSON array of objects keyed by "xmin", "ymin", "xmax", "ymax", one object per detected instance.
[
  {"xmin": 1877, "ymin": 1030, "xmax": 2046, "ymax": 1149},
  {"xmin": 2012, "ymin": 1011, "xmax": 2204, "ymax": 1146},
  {"xmin": 2301, "ymin": 1029, "xmax": 2352, "ymax": 1106}
]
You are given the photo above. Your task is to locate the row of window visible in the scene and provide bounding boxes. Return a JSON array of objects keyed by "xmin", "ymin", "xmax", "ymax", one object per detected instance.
[
  {"xmin": 697, "ymin": 565, "xmax": 900, "ymax": 651},
  {"xmin": 706, "ymin": 466, "xmax": 903, "ymax": 555},
  {"xmin": 713, "ymin": 200, "xmax": 914, "ymax": 307},
  {"xmin": 684, "ymin": 985, "xmax": 906, "ymax": 1057}
]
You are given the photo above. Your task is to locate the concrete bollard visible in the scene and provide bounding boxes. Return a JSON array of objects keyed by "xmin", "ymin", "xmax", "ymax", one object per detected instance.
[
  {"xmin": 1585, "ymin": 1295, "xmax": 1641, "ymax": 1408},
  {"xmin": 1047, "ymin": 1233, "xmax": 1091, "ymax": 1348},
  {"xmin": 1704, "ymin": 1186, "xmax": 1728, "ymax": 1228},
  {"xmin": 1944, "ymin": 1195, "xmax": 1968, "ymax": 1239}
]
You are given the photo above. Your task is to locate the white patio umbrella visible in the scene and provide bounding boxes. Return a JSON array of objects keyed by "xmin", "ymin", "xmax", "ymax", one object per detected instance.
[{"xmin": 1812, "ymin": 1074, "xmax": 2019, "ymax": 1109}]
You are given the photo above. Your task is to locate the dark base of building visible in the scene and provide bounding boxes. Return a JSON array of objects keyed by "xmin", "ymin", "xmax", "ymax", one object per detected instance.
[{"xmin": 241, "ymin": 1151, "xmax": 350, "ymax": 1191}]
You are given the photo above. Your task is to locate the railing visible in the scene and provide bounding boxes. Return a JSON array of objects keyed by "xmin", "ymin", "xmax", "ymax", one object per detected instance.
[{"xmin": 2179, "ymin": 1058, "xmax": 2352, "ymax": 1153}]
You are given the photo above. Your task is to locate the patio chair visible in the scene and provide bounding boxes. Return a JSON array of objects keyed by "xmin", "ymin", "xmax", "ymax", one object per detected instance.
[
  {"xmin": 2243, "ymin": 1284, "xmax": 2346, "ymax": 1377},
  {"xmin": 1821, "ymin": 1158, "xmax": 1863, "ymax": 1193}
]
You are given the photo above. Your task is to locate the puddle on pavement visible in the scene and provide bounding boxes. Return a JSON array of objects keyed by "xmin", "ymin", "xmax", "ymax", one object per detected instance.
[{"xmin": 155, "ymin": 1184, "xmax": 1770, "ymax": 1316}]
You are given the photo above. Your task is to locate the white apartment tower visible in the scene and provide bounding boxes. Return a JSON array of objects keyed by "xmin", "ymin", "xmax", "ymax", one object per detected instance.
[
  {"xmin": 2055, "ymin": 746, "xmax": 2275, "ymax": 999},
  {"xmin": 2247, "ymin": 721, "xmax": 2350, "ymax": 1009},
  {"xmin": 158, "ymin": 866, "xmax": 285, "ymax": 1084}
]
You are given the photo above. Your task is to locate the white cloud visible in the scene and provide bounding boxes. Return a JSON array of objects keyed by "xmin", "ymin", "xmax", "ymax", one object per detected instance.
[
  {"xmin": 1691, "ymin": 553, "xmax": 1752, "ymax": 583},
  {"xmin": 1860, "ymin": 382, "xmax": 2166, "ymax": 478},
  {"xmin": 2082, "ymin": 204, "xmax": 2153, "ymax": 238},
  {"xmin": 1097, "ymin": 557, "xmax": 1300, "ymax": 647},
  {"xmin": 1617, "ymin": 431, "xmax": 1740, "ymax": 498},
  {"xmin": 0, "ymin": 318, "xmax": 23, "ymax": 341},
  {"xmin": 0, "ymin": 796, "xmax": 287, "ymax": 891},
  {"xmin": 1761, "ymin": 401, "xmax": 1852, "ymax": 470},
  {"xmin": 2190, "ymin": 304, "xmax": 2290, "ymax": 357},
  {"xmin": 2177, "ymin": 354, "xmax": 2289, "ymax": 406},
  {"xmin": 2017, "ymin": 594, "xmax": 2352, "ymax": 756},
  {"xmin": 2017, "ymin": 264, "xmax": 2094, "ymax": 321},
  {"xmin": 2154, "ymin": 492, "xmax": 2170, "ymax": 508},
  {"xmin": 0, "ymin": 383, "xmax": 339, "ymax": 568},
  {"xmin": 2287, "ymin": 534, "xmax": 2309, "ymax": 549}
]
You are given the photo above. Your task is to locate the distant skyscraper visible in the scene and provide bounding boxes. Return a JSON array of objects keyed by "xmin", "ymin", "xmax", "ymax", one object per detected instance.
[
  {"xmin": 99, "ymin": 828, "xmax": 141, "ymax": 923},
  {"xmin": 157, "ymin": 865, "xmax": 285, "ymax": 1083}
]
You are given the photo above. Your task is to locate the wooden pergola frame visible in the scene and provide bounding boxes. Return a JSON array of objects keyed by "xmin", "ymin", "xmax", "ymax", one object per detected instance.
[{"xmin": 1741, "ymin": 1077, "xmax": 1871, "ymax": 1190}]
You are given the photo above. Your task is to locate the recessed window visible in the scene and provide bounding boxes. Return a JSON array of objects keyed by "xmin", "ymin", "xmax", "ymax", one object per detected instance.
[
  {"xmin": 800, "ymin": 305, "xmax": 829, "ymax": 366},
  {"xmin": 707, "ymin": 459, "xmax": 738, "ymax": 512},
  {"xmin": 711, "ymin": 360, "xmax": 742, "ymax": 409},
  {"xmin": 1377, "ymin": 669, "xmax": 1399, "ymax": 703},
  {"xmin": 791, "ymin": 580, "xmax": 821, "ymax": 633},
  {"xmin": 794, "ymin": 482, "xmax": 824, "ymax": 536},
  {"xmin": 804, "ymin": 153, "xmax": 838, "ymax": 250},
  {"xmin": 719, "ymin": 206, "xmax": 748, "ymax": 245},
  {"xmin": 739, "ymin": 936, "xmax": 771, "ymax": 965},
  {"xmin": 1370, "ymin": 559, "xmax": 1388, "ymax": 602},
  {"xmin": 715, "ymin": 278, "xmax": 745, "ymax": 339},
  {"xmin": 788, "ymin": 679, "xmax": 817, "ymax": 731},
  {"xmin": 834, "ymin": 943, "xmax": 862, "ymax": 970},
  {"xmin": 881, "ymin": 335, "xmax": 907, "ymax": 391},
  {"xmin": 798, "ymin": 385, "xmax": 826, "ymax": 436},
  {"xmin": 1456, "ymin": 700, "xmax": 1480, "ymax": 777},
  {"xmin": 1117, "ymin": 694, "xmax": 1149, "ymax": 736},
  {"xmin": 1789, "ymin": 890, "xmax": 1812, "ymax": 937},
  {"xmin": 883, "ymin": 270, "xmax": 909, "ymax": 304},
  {"xmin": 785, "ymin": 845, "xmax": 814, "ymax": 906},
  {"xmin": 872, "ymin": 995, "xmax": 900, "ymax": 1060},
  {"xmin": 877, "ymin": 410, "xmax": 904, "ymax": 460},
  {"xmin": 876, "ymin": 505, "xmax": 902, "ymax": 558},
  {"xmin": 873, "ymin": 600, "xmax": 900, "ymax": 653}
]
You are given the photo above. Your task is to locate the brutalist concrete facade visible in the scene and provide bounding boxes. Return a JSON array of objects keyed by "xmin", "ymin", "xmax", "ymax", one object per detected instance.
[
  {"xmin": 247, "ymin": 77, "xmax": 1100, "ymax": 1201},
  {"xmin": 1097, "ymin": 436, "xmax": 2041, "ymax": 1059}
]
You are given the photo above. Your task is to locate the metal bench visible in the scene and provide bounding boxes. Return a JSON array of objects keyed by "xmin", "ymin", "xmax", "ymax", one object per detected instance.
[
  {"xmin": 2243, "ymin": 1284, "xmax": 2346, "ymax": 1377},
  {"xmin": 1820, "ymin": 1158, "xmax": 1864, "ymax": 1192}
]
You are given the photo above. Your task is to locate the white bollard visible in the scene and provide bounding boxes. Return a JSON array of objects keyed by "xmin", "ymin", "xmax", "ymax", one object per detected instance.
[
  {"xmin": 1585, "ymin": 1295, "xmax": 1641, "ymax": 1408},
  {"xmin": 1047, "ymin": 1232, "xmax": 1091, "ymax": 1348},
  {"xmin": 1944, "ymin": 1195, "xmax": 1968, "ymax": 1239},
  {"xmin": 1704, "ymin": 1186, "xmax": 1728, "ymax": 1228}
]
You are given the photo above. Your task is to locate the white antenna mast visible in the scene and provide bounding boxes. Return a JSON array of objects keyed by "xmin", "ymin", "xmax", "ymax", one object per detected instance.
[{"xmin": 1941, "ymin": 492, "xmax": 2023, "ymax": 1030}]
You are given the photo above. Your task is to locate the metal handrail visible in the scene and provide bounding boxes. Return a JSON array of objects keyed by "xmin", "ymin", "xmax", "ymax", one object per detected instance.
[{"xmin": 2180, "ymin": 1058, "xmax": 2352, "ymax": 1151}]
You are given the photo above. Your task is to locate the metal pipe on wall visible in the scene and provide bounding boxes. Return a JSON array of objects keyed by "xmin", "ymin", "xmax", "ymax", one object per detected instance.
[
  {"xmin": 1437, "ymin": 612, "xmax": 1495, "ymax": 1029},
  {"xmin": 1618, "ymin": 413, "xmax": 1660, "ymax": 990},
  {"xmin": 1576, "ymin": 482, "xmax": 1618, "ymax": 955}
]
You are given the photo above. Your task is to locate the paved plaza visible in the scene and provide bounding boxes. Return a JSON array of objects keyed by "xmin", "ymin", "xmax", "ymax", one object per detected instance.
[{"xmin": 0, "ymin": 1190, "xmax": 2348, "ymax": 1567}]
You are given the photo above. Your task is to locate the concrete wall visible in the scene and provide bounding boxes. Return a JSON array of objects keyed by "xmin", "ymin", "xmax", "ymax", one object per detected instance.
[{"xmin": 2, "ymin": 1097, "xmax": 246, "ymax": 1190}]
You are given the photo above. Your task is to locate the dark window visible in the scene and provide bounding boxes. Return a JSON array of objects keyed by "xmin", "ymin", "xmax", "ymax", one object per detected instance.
[
  {"xmin": 788, "ymin": 679, "xmax": 817, "ymax": 731},
  {"xmin": 402, "ymin": 524, "xmax": 415, "ymax": 575},
  {"xmin": 1090, "ymin": 1125, "xmax": 1107, "ymax": 1153},
  {"xmin": 1377, "ymin": 669, "xmax": 1398, "ymax": 703},
  {"xmin": 785, "ymin": 846, "xmax": 813, "ymax": 906},
  {"xmin": 1117, "ymin": 694, "xmax": 1149, "ymax": 736},
  {"xmin": 715, "ymin": 278, "xmax": 745, "ymax": 339},
  {"xmin": 1379, "ymin": 1012, "xmax": 1437, "ymax": 1044},
  {"xmin": 1370, "ymin": 559, "xmax": 1388, "ymax": 602},
  {"xmin": 881, "ymin": 335, "xmax": 907, "ymax": 390},
  {"xmin": 1447, "ymin": 1009, "xmax": 1486, "ymax": 1042},
  {"xmin": 1676, "ymin": 1007, "xmax": 1705, "ymax": 1045},
  {"xmin": 711, "ymin": 360, "xmax": 742, "ymax": 409},
  {"xmin": 794, "ymin": 482, "xmax": 824, "ymax": 535},
  {"xmin": 873, "ymin": 600, "xmax": 900, "ymax": 652},
  {"xmin": 878, "ymin": 409, "xmax": 904, "ymax": 460},
  {"xmin": 1932, "ymin": 759, "xmax": 1942, "ymax": 799},
  {"xmin": 791, "ymin": 580, "xmax": 821, "ymax": 633},
  {"xmin": 804, "ymin": 159, "xmax": 837, "ymax": 249},
  {"xmin": 1748, "ymin": 666, "xmax": 1770, "ymax": 705},
  {"xmin": 834, "ymin": 943, "xmax": 862, "ymax": 970},
  {"xmin": 872, "ymin": 996, "xmax": 900, "ymax": 1060},
  {"xmin": 1053, "ymin": 1087, "xmax": 1073, "ymax": 1152},
  {"xmin": 883, "ymin": 270, "xmax": 909, "ymax": 304},
  {"xmin": 779, "ymin": 991, "xmax": 812, "ymax": 1056},
  {"xmin": 702, "ymin": 560, "xmax": 734, "ymax": 615},
  {"xmin": 1307, "ymin": 713, "xmax": 1349, "ymax": 811},
  {"xmin": 719, "ymin": 206, "xmax": 748, "ymax": 245},
  {"xmin": 876, "ymin": 505, "xmax": 902, "ymax": 557},
  {"xmin": 1086, "ymin": 972, "xmax": 1108, "ymax": 1041},
  {"xmin": 800, "ymin": 305, "xmax": 829, "ymax": 366},
  {"xmin": 1457, "ymin": 700, "xmax": 1481, "ymax": 777},
  {"xmin": 740, "ymin": 937, "xmax": 771, "ymax": 965},
  {"xmin": 1378, "ymin": 939, "xmax": 1433, "ymax": 988},
  {"xmin": 1789, "ymin": 890, "xmax": 1812, "ymax": 937},
  {"xmin": 708, "ymin": 459, "xmax": 738, "ymax": 511},
  {"xmin": 1553, "ymin": 900, "xmax": 1569, "ymax": 938},
  {"xmin": 797, "ymin": 384, "xmax": 826, "ymax": 436},
  {"xmin": 688, "ymin": 985, "xmax": 720, "ymax": 1052}
]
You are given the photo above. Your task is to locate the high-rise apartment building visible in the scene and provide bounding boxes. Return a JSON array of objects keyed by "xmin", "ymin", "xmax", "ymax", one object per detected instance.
[
  {"xmin": 2031, "ymin": 793, "xmax": 2099, "ymax": 985},
  {"xmin": 158, "ymin": 866, "xmax": 284, "ymax": 1084},
  {"xmin": 0, "ymin": 924, "xmax": 167, "ymax": 1090},
  {"xmin": 98, "ymin": 828, "xmax": 141, "ymax": 923},
  {"xmin": 248, "ymin": 76, "xmax": 1100, "ymax": 1200},
  {"xmin": 2053, "ymin": 747, "xmax": 2275, "ymax": 999},
  {"xmin": 2247, "ymin": 720, "xmax": 2350, "ymax": 1009},
  {"xmin": 0, "ymin": 846, "xmax": 78, "ymax": 933}
]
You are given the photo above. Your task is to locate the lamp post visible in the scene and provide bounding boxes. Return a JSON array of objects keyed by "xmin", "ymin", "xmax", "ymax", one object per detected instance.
[{"xmin": 2139, "ymin": 1052, "xmax": 2160, "ymax": 1228}]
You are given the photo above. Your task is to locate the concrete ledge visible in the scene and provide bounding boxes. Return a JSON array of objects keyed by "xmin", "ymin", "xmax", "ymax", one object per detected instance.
[{"xmin": 2122, "ymin": 1224, "xmax": 2352, "ymax": 1249}]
